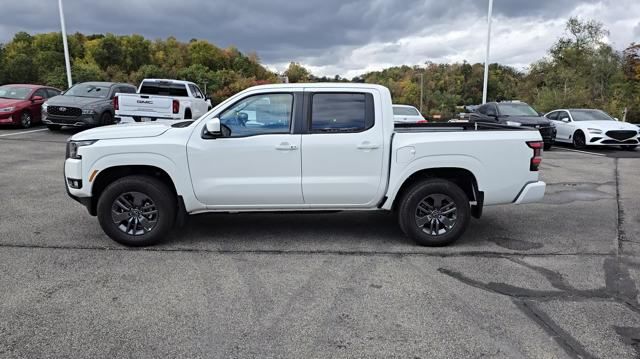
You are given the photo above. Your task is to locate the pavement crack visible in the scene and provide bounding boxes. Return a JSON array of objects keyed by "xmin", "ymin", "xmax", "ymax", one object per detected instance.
[
  {"xmin": 516, "ymin": 300, "xmax": 595, "ymax": 359},
  {"xmin": 615, "ymin": 157, "xmax": 626, "ymax": 253}
]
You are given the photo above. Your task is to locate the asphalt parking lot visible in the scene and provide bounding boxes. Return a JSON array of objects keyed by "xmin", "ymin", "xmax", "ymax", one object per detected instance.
[{"xmin": 1, "ymin": 125, "xmax": 640, "ymax": 358}]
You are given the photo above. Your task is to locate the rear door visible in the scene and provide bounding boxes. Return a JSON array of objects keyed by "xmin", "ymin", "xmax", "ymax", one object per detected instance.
[
  {"xmin": 30, "ymin": 88, "xmax": 47, "ymax": 122},
  {"xmin": 300, "ymin": 90, "xmax": 385, "ymax": 206}
]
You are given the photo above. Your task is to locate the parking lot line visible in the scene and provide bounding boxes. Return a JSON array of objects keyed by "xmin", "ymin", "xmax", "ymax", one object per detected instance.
[
  {"xmin": 554, "ymin": 147, "xmax": 606, "ymax": 157},
  {"xmin": 0, "ymin": 128, "xmax": 48, "ymax": 137}
]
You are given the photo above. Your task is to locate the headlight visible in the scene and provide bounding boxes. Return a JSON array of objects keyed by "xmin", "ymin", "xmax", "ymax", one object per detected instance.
[
  {"xmin": 82, "ymin": 108, "xmax": 96, "ymax": 115},
  {"xmin": 0, "ymin": 106, "xmax": 15, "ymax": 113},
  {"xmin": 505, "ymin": 121, "xmax": 522, "ymax": 127},
  {"xmin": 66, "ymin": 140, "xmax": 98, "ymax": 159},
  {"xmin": 42, "ymin": 103, "xmax": 48, "ymax": 112},
  {"xmin": 587, "ymin": 128, "xmax": 602, "ymax": 134}
]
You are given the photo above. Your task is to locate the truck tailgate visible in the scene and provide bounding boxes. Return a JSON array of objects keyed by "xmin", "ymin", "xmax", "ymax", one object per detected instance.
[{"xmin": 117, "ymin": 94, "xmax": 174, "ymax": 116}]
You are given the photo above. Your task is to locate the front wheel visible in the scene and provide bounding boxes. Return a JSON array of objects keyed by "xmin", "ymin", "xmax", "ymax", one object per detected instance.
[
  {"xmin": 99, "ymin": 111, "xmax": 113, "ymax": 126},
  {"xmin": 97, "ymin": 175, "xmax": 176, "ymax": 246},
  {"xmin": 20, "ymin": 112, "xmax": 32, "ymax": 128},
  {"xmin": 573, "ymin": 131, "xmax": 586, "ymax": 149},
  {"xmin": 397, "ymin": 179, "xmax": 471, "ymax": 246}
]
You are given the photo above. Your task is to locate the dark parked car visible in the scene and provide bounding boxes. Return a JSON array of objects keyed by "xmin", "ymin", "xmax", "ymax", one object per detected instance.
[
  {"xmin": 469, "ymin": 101, "xmax": 557, "ymax": 150},
  {"xmin": 0, "ymin": 84, "xmax": 62, "ymax": 128},
  {"xmin": 42, "ymin": 82, "xmax": 136, "ymax": 130}
]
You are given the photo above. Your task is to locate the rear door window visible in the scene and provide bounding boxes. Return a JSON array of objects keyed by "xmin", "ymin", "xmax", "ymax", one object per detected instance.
[
  {"xmin": 310, "ymin": 93, "xmax": 374, "ymax": 132},
  {"xmin": 46, "ymin": 88, "xmax": 61, "ymax": 98}
]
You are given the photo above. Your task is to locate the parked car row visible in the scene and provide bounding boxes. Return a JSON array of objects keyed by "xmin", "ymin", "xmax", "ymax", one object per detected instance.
[
  {"xmin": 0, "ymin": 78, "xmax": 212, "ymax": 131},
  {"xmin": 452, "ymin": 100, "xmax": 639, "ymax": 151},
  {"xmin": 0, "ymin": 85, "xmax": 61, "ymax": 128}
]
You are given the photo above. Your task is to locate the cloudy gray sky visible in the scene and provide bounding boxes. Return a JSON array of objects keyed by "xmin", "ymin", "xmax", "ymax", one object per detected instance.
[{"xmin": 1, "ymin": 0, "xmax": 639, "ymax": 78}]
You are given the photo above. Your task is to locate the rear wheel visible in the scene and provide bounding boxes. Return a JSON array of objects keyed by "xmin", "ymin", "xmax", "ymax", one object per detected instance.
[
  {"xmin": 397, "ymin": 179, "xmax": 470, "ymax": 246},
  {"xmin": 97, "ymin": 175, "xmax": 176, "ymax": 247},
  {"xmin": 19, "ymin": 112, "xmax": 32, "ymax": 128},
  {"xmin": 572, "ymin": 131, "xmax": 586, "ymax": 149},
  {"xmin": 47, "ymin": 124, "xmax": 62, "ymax": 131}
]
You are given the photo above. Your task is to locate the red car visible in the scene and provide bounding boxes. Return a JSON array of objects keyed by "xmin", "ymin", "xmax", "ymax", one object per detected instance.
[{"xmin": 0, "ymin": 84, "xmax": 62, "ymax": 128}]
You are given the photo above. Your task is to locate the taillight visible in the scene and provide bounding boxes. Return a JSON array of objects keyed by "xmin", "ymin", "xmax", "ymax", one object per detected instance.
[
  {"xmin": 172, "ymin": 99, "xmax": 179, "ymax": 114},
  {"xmin": 113, "ymin": 95, "xmax": 119, "ymax": 111},
  {"xmin": 527, "ymin": 141, "xmax": 543, "ymax": 171}
]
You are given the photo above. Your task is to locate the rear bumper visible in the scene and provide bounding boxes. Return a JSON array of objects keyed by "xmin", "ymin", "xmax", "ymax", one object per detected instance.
[{"xmin": 514, "ymin": 181, "xmax": 546, "ymax": 204}]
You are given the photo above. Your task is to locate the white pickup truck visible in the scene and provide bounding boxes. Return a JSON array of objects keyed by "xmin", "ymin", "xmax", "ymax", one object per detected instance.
[
  {"xmin": 64, "ymin": 83, "xmax": 546, "ymax": 247},
  {"xmin": 114, "ymin": 79, "xmax": 211, "ymax": 123}
]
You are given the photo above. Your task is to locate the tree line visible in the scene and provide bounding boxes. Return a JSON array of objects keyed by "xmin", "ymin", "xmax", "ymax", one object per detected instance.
[{"xmin": 0, "ymin": 18, "xmax": 638, "ymax": 120}]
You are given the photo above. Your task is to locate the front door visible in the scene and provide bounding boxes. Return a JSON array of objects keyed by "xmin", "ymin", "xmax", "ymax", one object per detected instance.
[
  {"xmin": 187, "ymin": 92, "xmax": 303, "ymax": 207},
  {"xmin": 555, "ymin": 111, "xmax": 573, "ymax": 141}
]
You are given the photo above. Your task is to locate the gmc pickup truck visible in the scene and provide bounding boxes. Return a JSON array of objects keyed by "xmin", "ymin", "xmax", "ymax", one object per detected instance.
[
  {"xmin": 64, "ymin": 83, "xmax": 546, "ymax": 247},
  {"xmin": 114, "ymin": 79, "xmax": 210, "ymax": 123}
]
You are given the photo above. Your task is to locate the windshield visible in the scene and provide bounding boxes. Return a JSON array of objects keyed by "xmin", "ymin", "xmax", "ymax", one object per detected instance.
[
  {"xmin": 393, "ymin": 106, "xmax": 420, "ymax": 116},
  {"xmin": 571, "ymin": 109, "xmax": 615, "ymax": 121},
  {"xmin": 65, "ymin": 83, "xmax": 111, "ymax": 98},
  {"xmin": 0, "ymin": 86, "xmax": 32, "ymax": 100},
  {"xmin": 497, "ymin": 103, "xmax": 539, "ymax": 117}
]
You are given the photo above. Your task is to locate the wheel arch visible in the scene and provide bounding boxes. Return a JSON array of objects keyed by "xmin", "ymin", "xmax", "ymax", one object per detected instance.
[
  {"xmin": 89, "ymin": 165, "xmax": 178, "ymax": 216},
  {"xmin": 389, "ymin": 167, "xmax": 482, "ymax": 218}
]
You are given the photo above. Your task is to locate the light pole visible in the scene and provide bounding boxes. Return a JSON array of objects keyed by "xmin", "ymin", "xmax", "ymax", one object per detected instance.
[
  {"xmin": 482, "ymin": 0, "xmax": 493, "ymax": 104},
  {"xmin": 420, "ymin": 72, "xmax": 424, "ymax": 113},
  {"xmin": 58, "ymin": 0, "xmax": 73, "ymax": 88}
]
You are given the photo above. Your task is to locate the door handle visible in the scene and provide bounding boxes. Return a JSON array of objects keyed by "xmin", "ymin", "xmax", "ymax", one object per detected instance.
[
  {"xmin": 357, "ymin": 141, "xmax": 380, "ymax": 150},
  {"xmin": 275, "ymin": 142, "xmax": 298, "ymax": 151}
]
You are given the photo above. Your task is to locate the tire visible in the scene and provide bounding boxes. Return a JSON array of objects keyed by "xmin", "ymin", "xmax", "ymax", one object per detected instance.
[
  {"xmin": 573, "ymin": 131, "xmax": 586, "ymax": 149},
  {"xmin": 19, "ymin": 112, "xmax": 32, "ymax": 128},
  {"xmin": 47, "ymin": 124, "xmax": 62, "ymax": 131},
  {"xmin": 97, "ymin": 175, "xmax": 176, "ymax": 247},
  {"xmin": 621, "ymin": 145, "xmax": 638, "ymax": 151},
  {"xmin": 543, "ymin": 143, "xmax": 552, "ymax": 151},
  {"xmin": 397, "ymin": 179, "xmax": 470, "ymax": 246},
  {"xmin": 184, "ymin": 110, "xmax": 192, "ymax": 120},
  {"xmin": 99, "ymin": 111, "xmax": 113, "ymax": 126}
]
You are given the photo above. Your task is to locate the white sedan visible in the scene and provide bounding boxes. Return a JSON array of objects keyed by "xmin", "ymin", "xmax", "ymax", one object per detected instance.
[
  {"xmin": 545, "ymin": 109, "xmax": 639, "ymax": 150},
  {"xmin": 393, "ymin": 105, "xmax": 427, "ymax": 124}
]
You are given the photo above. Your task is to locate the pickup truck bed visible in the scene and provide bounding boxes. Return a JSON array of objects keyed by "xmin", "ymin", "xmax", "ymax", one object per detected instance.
[{"xmin": 64, "ymin": 83, "xmax": 545, "ymax": 247}]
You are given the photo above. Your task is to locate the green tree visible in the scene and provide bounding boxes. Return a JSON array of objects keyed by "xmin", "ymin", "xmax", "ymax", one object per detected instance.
[{"xmin": 284, "ymin": 62, "xmax": 310, "ymax": 83}]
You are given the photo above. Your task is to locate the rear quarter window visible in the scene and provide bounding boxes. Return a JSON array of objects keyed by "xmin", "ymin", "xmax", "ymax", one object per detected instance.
[{"xmin": 310, "ymin": 93, "xmax": 374, "ymax": 133}]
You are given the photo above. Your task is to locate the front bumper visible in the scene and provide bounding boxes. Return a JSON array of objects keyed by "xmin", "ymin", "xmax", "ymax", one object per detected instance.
[
  {"xmin": 0, "ymin": 113, "xmax": 17, "ymax": 125},
  {"xmin": 43, "ymin": 112, "xmax": 100, "ymax": 127},
  {"xmin": 514, "ymin": 181, "xmax": 546, "ymax": 204},
  {"xmin": 586, "ymin": 133, "xmax": 639, "ymax": 146},
  {"xmin": 64, "ymin": 158, "xmax": 95, "ymax": 215}
]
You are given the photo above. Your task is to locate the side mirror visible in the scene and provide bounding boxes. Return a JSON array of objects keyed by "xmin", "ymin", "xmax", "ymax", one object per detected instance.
[
  {"xmin": 486, "ymin": 109, "xmax": 497, "ymax": 118},
  {"xmin": 560, "ymin": 117, "xmax": 570, "ymax": 123},
  {"xmin": 614, "ymin": 117, "xmax": 620, "ymax": 121},
  {"xmin": 205, "ymin": 117, "xmax": 222, "ymax": 135},
  {"xmin": 32, "ymin": 95, "xmax": 44, "ymax": 102},
  {"xmin": 537, "ymin": 111, "xmax": 545, "ymax": 117}
]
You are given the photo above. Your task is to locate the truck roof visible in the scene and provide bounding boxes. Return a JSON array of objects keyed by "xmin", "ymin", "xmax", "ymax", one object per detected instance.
[
  {"xmin": 141, "ymin": 79, "xmax": 196, "ymax": 85},
  {"xmin": 244, "ymin": 82, "xmax": 390, "ymax": 91}
]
